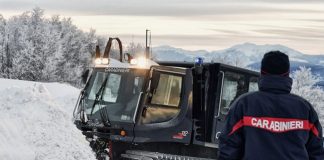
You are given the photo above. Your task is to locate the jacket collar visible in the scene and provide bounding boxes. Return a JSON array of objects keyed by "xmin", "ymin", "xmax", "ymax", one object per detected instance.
[{"xmin": 258, "ymin": 75, "xmax": 292, "ymax": 94}]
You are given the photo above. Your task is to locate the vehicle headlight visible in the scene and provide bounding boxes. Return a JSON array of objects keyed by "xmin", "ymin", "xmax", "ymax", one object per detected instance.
[
  {"xmin": 130, "ymin": 58, "xmax": 138, "ymax": 65},
  {"xmin": 130, "ymin": 57, "xmax": 148, "ymax": 68},
  {"xmin": 95, "ymin": 58, "xmax": 109, "ymax": 65},
  {"xmin": 101, "ymin": 58, "xmax": 109, "ymax": 64}
]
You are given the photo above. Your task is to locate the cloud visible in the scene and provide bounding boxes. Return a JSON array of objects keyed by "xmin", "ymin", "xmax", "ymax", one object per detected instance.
[
  {"xmin": 253, "ymin": 28, "xmax": 324, "ymax": 40},
  {"xmin": 297, "ymin": 19, "xmax": 324, "ymax": 23},
  {"xmin": 0, "ymin": 0, "xmax": 323, "ymax": 54},
  {"xmin": 1, "ymin": 0, "xmax": 324, "ymax": 17},
  {"xmin": 118, "ymin": 33, "xmax": 324, "ymax": 50}
]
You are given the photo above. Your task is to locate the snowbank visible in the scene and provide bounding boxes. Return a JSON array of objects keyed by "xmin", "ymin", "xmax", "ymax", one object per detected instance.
[{"xmin": 0, "ymin": 78, "xmax": 95, "ymax": 160}]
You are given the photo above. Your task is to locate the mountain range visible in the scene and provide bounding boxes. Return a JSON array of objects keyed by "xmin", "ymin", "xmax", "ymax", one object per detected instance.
[{"xmin": 152, "ymin": 43, "xmax": 324, "ymax": 87}]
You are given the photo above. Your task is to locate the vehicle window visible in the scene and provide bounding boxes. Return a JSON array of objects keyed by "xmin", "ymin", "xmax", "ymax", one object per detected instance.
[
  {"xmin": 151, "ymin": 74, "xmax": 182, "ymax": 107},
  {"xmin": 84, "ymin": 69, "xmax": 149, "ymax": 123},
  {"xmin": 88, "ymin": 72, "xmax": 108, "ymax": 100},
  {"xmin": 102, "ymin": 73, "xmax": 121, "ymax": 102},
  {"xmin": 143, "ymin": 73, "xmax": 183, "ymax": 124},
  {"xmin": 220, "ymin": 72, "xmax": 245, "ymax": 115},
  {"xmin": 119, "ymin": 76, "xmax": 144, "ymax": 121},
  {"xmin": 249, "ymin": 77, "xmax": 259, "ymax": 92}
]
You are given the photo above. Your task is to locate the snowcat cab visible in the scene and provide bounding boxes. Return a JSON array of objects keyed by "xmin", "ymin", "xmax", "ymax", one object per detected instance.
[{"xmin": 73, "ymin": 38, "xmax": 259, "ymax": 160}]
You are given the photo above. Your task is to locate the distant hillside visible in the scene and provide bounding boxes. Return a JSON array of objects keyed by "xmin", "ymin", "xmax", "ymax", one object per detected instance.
[
  {"xmin": 152, "ymin": 43, "xmax": 324, "ymax": 87},
  {"xmin": 248, "ymin": 61, "xmax": 324, "ymax": 87},
  {"xmin": 152, "ymin": 43, "xmax": 324, "ymax": 65},
  {"xmin": 248, "ymin": 61, "xmax": 324, "ymax": 76}
]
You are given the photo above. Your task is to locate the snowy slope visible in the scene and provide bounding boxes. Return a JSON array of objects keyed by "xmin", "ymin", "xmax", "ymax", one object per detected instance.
[
  {"xmin": 152, "ymin": 45, "xmax": 199, "ymax": 62},
  {"xmin": 152, "ymin": 43, "xmax": 324, "ymax": 65},
  {"xmin": 152, "ymin": 43, "xmax": 324, "ymax": 82},
  {"xmin": 0, "ymin": 78, "xmax": 95, "ymax": 160},
  {"xmin": 205, "ymin": 43, "xmax": 308, "ymax": 64},
  {"xmin": 213, "ymin": 42, "xmax": 303, "ymax": 59}
]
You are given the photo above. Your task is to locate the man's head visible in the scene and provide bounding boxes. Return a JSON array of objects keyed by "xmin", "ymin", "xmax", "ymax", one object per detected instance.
[{"xmin": 261, "ymin": 51, "xmax": 290, "ymax": 77}]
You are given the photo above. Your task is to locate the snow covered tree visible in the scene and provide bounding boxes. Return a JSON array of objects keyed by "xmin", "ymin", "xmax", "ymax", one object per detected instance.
[
  {"xmin": 125, "ymin": 42, "xmax": 145, "ymax": 57},
  {"xmin": 291, "ymin": 67, "xmax": 324, "ymax": 124},
  {"xmin": 0, "ymin": 8, "xmax": 99, "ymax": 87},
  {"xmin": 0, "ymin": 15, "xmax": 6, "ymax": 76}
]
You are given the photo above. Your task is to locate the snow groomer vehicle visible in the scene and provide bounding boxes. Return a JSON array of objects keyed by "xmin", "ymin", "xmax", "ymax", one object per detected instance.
[{"xmin": 73, "ymin": 36, "xmax": 260, "ymax": 160}]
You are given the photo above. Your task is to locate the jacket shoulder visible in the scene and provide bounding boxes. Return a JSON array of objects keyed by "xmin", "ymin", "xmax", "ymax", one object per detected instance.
[
  {"xmin": 234, "ymin": 91, "xmax": 260, "ymax": 101},
  {"xmin": 288, "ymin": 93, "xmax": 313, "ymax": 109},
  {"xmin": 230, "ymin": 91, "xmax": 259, "ymax": 107}
]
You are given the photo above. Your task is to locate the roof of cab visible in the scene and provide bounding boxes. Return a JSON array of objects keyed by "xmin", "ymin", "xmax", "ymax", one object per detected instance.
[
  {"xmin": 94, "ymin": 58, "xmax": 158, "ymax": 69},
  {"xmin": 156, "ymin": 61, "xmax": 259, "ymax": 76}
]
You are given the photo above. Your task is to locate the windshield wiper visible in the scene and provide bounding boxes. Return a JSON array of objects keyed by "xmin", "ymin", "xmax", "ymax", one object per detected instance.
[
  {"xmin": 90, "ymin": 78, "xmax": 107, "ymax": 115},
  {"xmin": 90, "ymin": 77, "xmax": 111, "ymax": 126}
]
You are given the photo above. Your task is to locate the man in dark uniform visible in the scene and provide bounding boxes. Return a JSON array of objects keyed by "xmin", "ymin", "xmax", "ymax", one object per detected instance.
[{"xmin": 218, "ymin": 51, "xmax": 324, "ymax": 160}]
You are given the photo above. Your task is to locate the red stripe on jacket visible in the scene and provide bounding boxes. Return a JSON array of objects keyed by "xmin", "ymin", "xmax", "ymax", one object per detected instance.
[{"xmin": 229, "ymin": 116, "xmax": 319, "ymax": 137}]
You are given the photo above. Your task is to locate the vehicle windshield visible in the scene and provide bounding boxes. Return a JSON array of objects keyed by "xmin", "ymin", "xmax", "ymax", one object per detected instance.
[{"xmin": 83, "ymin": 68, "xmax": 148, "ymax": 123}]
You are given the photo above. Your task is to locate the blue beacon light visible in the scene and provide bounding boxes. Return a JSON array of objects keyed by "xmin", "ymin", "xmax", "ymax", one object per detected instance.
[{"xmin": 195, "ymin": 57, "xmax": 203, "ymax": 65}]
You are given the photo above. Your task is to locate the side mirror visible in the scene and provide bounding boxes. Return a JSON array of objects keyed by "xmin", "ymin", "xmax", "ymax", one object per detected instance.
[
  {"xmin": 124, "ymin": 53, "xmax": 133, "ymax": 63},
  {"xmin": 81, "ymin": 69, "xmax": 90, "ymax": 84}
]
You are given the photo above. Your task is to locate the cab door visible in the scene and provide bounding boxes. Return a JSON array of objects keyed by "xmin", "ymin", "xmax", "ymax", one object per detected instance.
[
  {"xmin": 213, "ymin": 71, "xmax": 249, "ymax": 143},
  {"xmin": 133, "ymin": 66, "xmax": 193, "ymax": 144}
]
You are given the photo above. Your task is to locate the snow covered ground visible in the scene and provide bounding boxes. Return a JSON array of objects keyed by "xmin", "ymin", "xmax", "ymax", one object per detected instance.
[{"xmin": 0, "ymin": 78, "xmax": 96, "ymax": 160}]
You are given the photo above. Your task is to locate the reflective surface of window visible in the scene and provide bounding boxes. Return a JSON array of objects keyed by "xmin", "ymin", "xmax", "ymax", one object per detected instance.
[
  {"xmin": 220, "ymin": 72, "xmax": 245, "ymax": 115},
  {"xmin": 249, "ymin": 77, "xmax": 259, "ymax": 92},
  {"xmin": 143, "ymin": 72, "xmax": 183, "ymax": 124},
  {"xmin": 151, "ymin": 74, "xmax": 182, "ymax": 107}
]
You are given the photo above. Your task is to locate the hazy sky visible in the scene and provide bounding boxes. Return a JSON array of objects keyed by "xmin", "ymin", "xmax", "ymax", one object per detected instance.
[{"xmin": 1, "ymin": 0, "xmax": 324, "ymax": 54}]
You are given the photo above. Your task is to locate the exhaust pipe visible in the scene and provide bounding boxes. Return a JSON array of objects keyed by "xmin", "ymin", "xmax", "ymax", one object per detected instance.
[{"xmin": 103, "ymin": 37, "xmax": 123, "ymax": 62}]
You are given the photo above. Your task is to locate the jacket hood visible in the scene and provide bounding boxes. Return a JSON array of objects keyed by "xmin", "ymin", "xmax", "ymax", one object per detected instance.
[{"xmin": 258, "ymin": 75, "xmax": 292, "ymax": 94}]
